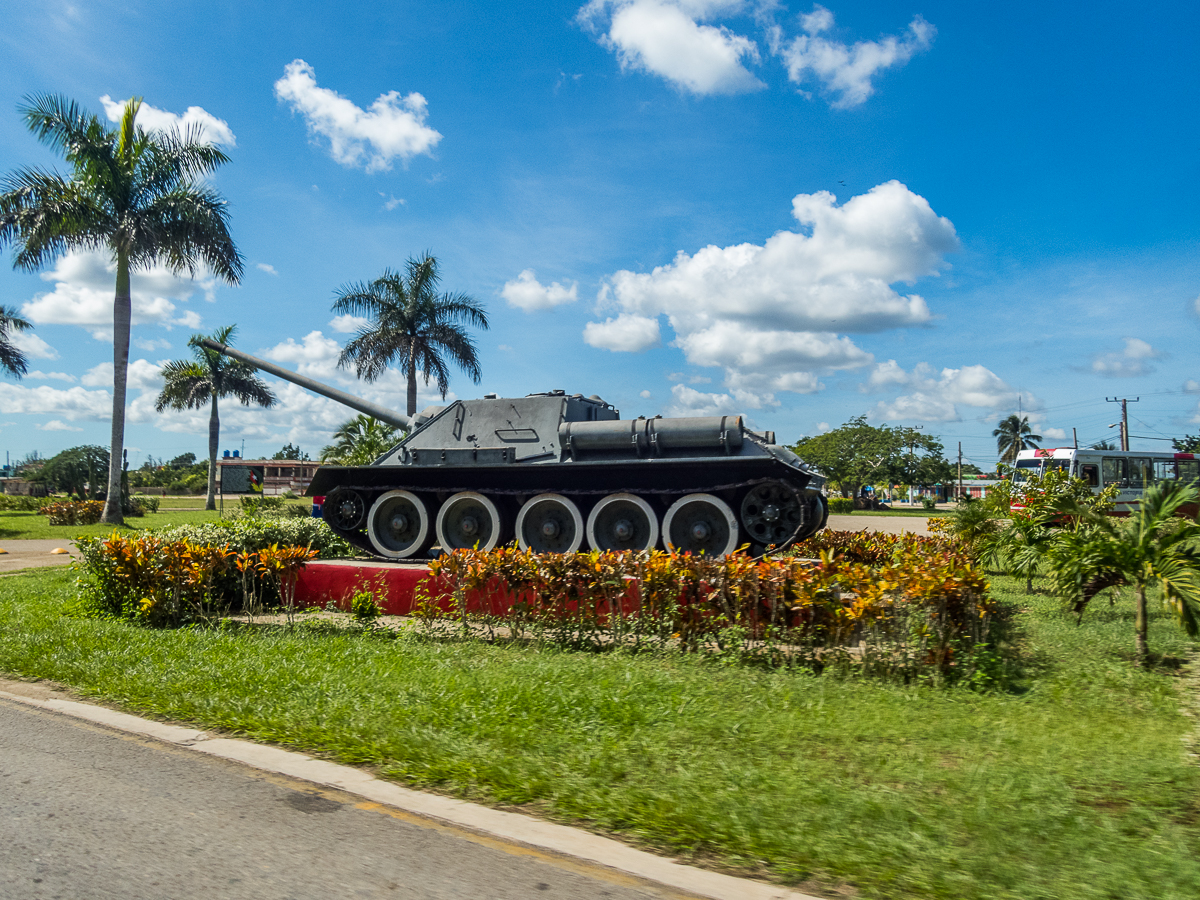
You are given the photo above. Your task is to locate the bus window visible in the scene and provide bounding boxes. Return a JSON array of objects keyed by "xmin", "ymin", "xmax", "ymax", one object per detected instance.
[
  {"xmin": 1102, "ymin": 457, "xmax": 1126, "ymax": 487},
  {"xmin": 1045, "ymin": 460, "xmax": 1070, "ymax": 474},
  {"xmin": 1079, "ymin": 463, "xmax": 1100, "ymax": 487},
  {"xmin": 1012, "ymin": 459, "xmax": 1041, "ymax": 484},
  {"xmin": 1179, "ymin": 460, "xmax": 1200, "ymax": 484},
  {"xmin": 1153, "ymin": 459, "xmax": 1178, "ymax": 482},
  {"xmin": 1127, "ymin": 459, "xmax": 1151, "ymax": 489}
]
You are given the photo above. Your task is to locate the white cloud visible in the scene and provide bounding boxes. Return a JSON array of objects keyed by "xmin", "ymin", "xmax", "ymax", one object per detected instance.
[
  {"xmin": 133, "ymin": 337, "xmax": 171, "ymax": 352},
  {"xmin": 1185, "ymin": 379, "xmax": 1200, "ymax": 393},
  {"xmin": 772, "ymin": 6, "xmax": 935, "ymax": 108},
  {"xmin": 583, "ymin": 313, "xmax": 662, "ymax": 352},
  {"xmin": 256, "ymin": 263, "xmax": 279, "ymax": 276},
  {"xmin": 329, "ymin": 314, "xmax": 369, "ymax": 334},
  {"xmin": 274, "ymin": 59, "xmax": 442, "ymax": 172},
  {"xmin": 82, "ymin": 359, "xmax": 164, "ymax": 391},
  {"xmin": 639, "ymin": 389, "xmax": 652, "ymax": 398},
  {"xmin": 21, "ymin": 250, "xmax": 208, "ymax": 338},
  {"xmin": 664, "ymin": 382, "xmax": 776, "ymax": 417},
  {"xmin": 588, "ymin": 181, "xmax": 954, "ymax": 406},
  {"xmin": 380, "ymin": 194, "xmax": 406, "ymax": 211},
  {"xmin": 1092, "ymin": 338, "xmax": 1161, "ymax": 377},
  {"xmin": 25, "ymin": 371, "xmax": 76, "ymax": 383},
  {"xmin": 36, "ymin": 420, "xmax": 83, "ymax": 432},
  {"xmin": 10, "ymin": 331, "xmax": 58, "ymax": 360},
  {"xmin": 1043, "ymin": 427, "xmax": 1067, "ymax": 441},
  {"xmin": 578, "ymin": 0, "xmax": 764, "ymax": 95},
  {"xmin": 816, "ymin": 421, "xmax": 830, "ymax": 433},
  {"xmin": 100, "ymin": 95, "xmax": 236, "ymax": 146},
  {"xmin": 864, "ymin": 361, "xmax": 1036, "ymax": 423},
  {"xmin": 501, "ymin": 270, "xmax": 579, "ymax": 312},
  {"xmin": 0, "ymin": 383, "xmax": 110, "ymax": 421}
]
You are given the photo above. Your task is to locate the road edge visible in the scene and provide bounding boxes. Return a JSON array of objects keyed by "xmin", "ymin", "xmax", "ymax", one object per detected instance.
[{"xmin": 0, "ymin": 678, "xmax": 820, "ymax": 900}]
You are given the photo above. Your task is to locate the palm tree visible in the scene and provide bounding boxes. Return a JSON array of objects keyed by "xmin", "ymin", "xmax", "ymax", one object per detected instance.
[
  {"xmin": 332, "ymin": 254, "xmax": 489, "ymax": 417},
  {"xmin": 0, "ymin": 306, "xmax": 32, "ymax": 377},
  {"xmin": 0, "ymin": 95, "xmax": 242, "ymax": 524},
  {"xmin": 319, "ymin": 414, "xmax": 400, "ymax": 466},
  {"xmin": 993, "ymin": 414, "xmax": 1042, "ymax": 465},
  {"xmin": 155, "ymin": 326, "xmax": 275, "ymax": 510},
  {"xmin": 1047, "ymin": 480, "xmax": 1200, "ymax": 666}
]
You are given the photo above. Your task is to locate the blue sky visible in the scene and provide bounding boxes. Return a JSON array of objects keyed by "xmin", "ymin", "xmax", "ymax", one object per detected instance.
[{"xmin": 0, "ymin": 0, "xmax": 1197, "ymax": 470}]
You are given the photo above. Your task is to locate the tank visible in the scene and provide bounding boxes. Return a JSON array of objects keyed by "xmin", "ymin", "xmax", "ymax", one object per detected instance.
[{"xmin": 200, "ymin": 339, "xmax": 829, "ymax": 559}]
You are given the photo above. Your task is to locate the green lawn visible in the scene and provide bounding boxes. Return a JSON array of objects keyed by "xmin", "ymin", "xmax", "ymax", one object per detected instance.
[
  {"xmin": 0, "ymin": 569, "xmax": 1197, "ymax": 900},
  {"xmin": 0, "ymin": 508, "xmax": 224, "ymax": 541}
]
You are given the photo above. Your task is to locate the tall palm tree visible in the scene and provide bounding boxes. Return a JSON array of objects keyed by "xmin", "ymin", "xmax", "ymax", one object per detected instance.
[
  {"xmin": 1047, "ymin": 480, "xmax": 1200, "ymax": 666},
  {"xmin": 0, "ymin": 95, "xmax": 242, "ymax": 524},
  {"xmin": 993, "ymin": 414, "xmax": 1042, "ymax": 465},
  {"xmin": 0, "ymin": 306, "xmax": 32, "ymax": 378},
  {"xmin": 332, "ymin": 254, "xmax": 489, "ymax": 417},
  {"xmin": 155, "ymin": 325, "xmax": 275, "ymax": 510},
  {"xmin": 319, "ymin": 414, "xmax": 400, "ymax": 466}
]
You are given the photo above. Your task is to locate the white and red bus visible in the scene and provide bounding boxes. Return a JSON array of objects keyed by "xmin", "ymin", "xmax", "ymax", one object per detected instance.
[{"xmin": 1010, "ymin": 447, "xmax": 1200, "ymax": 516}]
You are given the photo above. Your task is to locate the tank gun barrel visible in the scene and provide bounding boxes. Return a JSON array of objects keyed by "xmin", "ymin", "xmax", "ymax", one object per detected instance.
[{"xmin": 198, "ymin": 339, "xmax": 412, "ymax": 430}]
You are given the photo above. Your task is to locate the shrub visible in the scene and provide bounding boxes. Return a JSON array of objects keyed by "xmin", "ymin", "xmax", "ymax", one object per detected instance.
[
  {"xmin": 156, "ymin": 516, "xmax": 351, "ymax": 559},
  {"xmin": 921, "ymin": 497, "xmax": 937, "ymax": 511},
  {"xmin": 167, "ymin": 481, "xmax": 190, "ymax": 494},
  {"xmin": 350, "ymin": 588, "xmax": 383, "ymax": 624},
  {"xmin": 827, "ymin": 497, "xmax": 855, "ymax": 514},
  {"xmin": 131, "ymin": 493, "xmax": 160, "ymax": 513},
  {"xmin": 0, "ymin": 495, "xmax": 54, "ymax": 511},
  {"xmin": 39, "ymin": 499, "xmax": 104, "ymax": 525}
]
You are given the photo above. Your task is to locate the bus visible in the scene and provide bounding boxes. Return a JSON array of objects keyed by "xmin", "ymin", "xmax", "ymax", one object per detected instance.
[{"xmin": 1010, "ymin": 447, "xmax": 1200, "ymax": 515}]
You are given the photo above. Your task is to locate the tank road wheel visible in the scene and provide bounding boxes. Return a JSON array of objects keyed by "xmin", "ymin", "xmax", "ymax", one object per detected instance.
[
  {"xmin": 367, "ymin": 490, "xmax": 431, "ymax": 559},
  {"xmin": 436, "ymin": 491, "xmax": 503, "ymax": 552},
  {"xmin": 323, "ymin": 487, "xmax": 366, "ymax": 533},
  {"xmin": 516, "ymin": 493, "xmax": 584, "ymax": 554},
  {"xmin": 586, "ymin": 493, "xmax": 659, "ymax": 553},
  {"xmin": 663, "ymin": 493, "xmax": 740, "ymax": 558},
  {"xmin": 740, "ymin": 481, "xmax": 805, "ymax": 548}
]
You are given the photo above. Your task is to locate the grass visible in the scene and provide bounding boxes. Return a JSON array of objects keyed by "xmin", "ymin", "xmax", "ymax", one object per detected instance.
[
  {"xmin": 0, "ymin": 508, "xmax": 224, "ymax": 541},
  {"xmin": 0, "ymin": 569, "xmax": 1197, "ymax": 899}
]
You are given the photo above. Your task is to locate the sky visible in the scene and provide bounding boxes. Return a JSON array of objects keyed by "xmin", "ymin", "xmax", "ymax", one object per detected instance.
[{"xmin": 0, "ymin": 0, "xmax": 1198, "ymax": 472}]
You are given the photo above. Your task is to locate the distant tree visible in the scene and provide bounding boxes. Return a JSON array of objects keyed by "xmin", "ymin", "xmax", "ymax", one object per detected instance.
[
  {"xmin": 272, "ymin": 442, "xmax": 309, "ymax": 461},
  {"xmin": 0, "ymin": 95, "xmax": 242, "ymax": 525},
  {"xmin": 332, "ymin": 254, "xmax": 489, "ymax": 417},
  {"xmin": 993, "ymin": 414, "xmax": 1041, "ymax": 465},
  {"xmin": 792, "ymin": 417, "xmax": 950, "ymax": 499},
  {"xmin": 0, "ymin": 305, "xmax": 32, "ymax": 378},
  {"xmin": 155, "ymin": 325, "xmax": 275, "ymax": 511},
  {"xmin": 35, "ymin": 445, "xmax": 109, "ymax": 498},
  {"xmin": 168, "ymin": 452, "xmax": 197, "ymax": 468},
  {"xmin": 320, "ymin": 415, "xmax": 400, "ymax": 466},
  {"xmin": 1172, "ymin": 434, "xmax": 1200, "ymax": 453},
  {"xmin": 1091, "ymin": 440, "xmax": 1116, "ymax": 451}
]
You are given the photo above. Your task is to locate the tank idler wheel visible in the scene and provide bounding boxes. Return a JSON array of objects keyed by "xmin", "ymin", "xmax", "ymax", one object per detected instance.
[
  {"xmin": 436, "ymin": 491, "xmax": 504, "ymax": 552},
  {"xmin": 586, "ymin": 493, "xmax": 659, "ymax": 553},
  {"xmin": 324, "ymin": 487, "xmax": 366, "ymax": 532},
  {"xmin": 794, "ymin": 493, "xmax": 828, "ymax": 542},
  {"xmin": 367, "ymin": 490, "xmax": 431, "ymax": 559},
  {"xmin": 516, "ymin": 493, "xmax": 584, "ymax": 554},
  {"xmin": 740, "ymin": 481, "xmax": 805, "ymax": 548},
  {"xmin": 663, "ymin": 493, "xmax": 740, "ymax": 558}
]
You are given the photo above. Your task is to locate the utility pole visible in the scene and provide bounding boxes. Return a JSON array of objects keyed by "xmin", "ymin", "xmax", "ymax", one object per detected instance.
[
  {"xmin": 957, "ymin": 441, "xmax": 963, "ymax": 501},
  {"xmin": 1072, "ymin": 427, "xmax": 1078, "ymax": 449},
  {"xmin": 1106, "ymin": 397, "xmax": 1139, "ymax": 451}
]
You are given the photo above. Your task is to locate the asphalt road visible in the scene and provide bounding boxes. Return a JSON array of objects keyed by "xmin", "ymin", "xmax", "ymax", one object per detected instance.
[{"xmin": 0, "ymin": 699, "xmax": 679, "ymax": 900}]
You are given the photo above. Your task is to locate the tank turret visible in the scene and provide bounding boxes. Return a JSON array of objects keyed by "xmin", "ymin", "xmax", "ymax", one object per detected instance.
[{"xmin": 201, "ymin": 339, "xmax": 828, "ymax": 559}]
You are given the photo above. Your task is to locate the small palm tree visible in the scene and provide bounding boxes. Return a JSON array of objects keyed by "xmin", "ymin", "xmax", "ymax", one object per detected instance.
[
  {"xmin": 993, "ymin": 414, "xmax": 1042, "ymax": 465},
  {"xmin": 0, "ymin": 95, "xmax": 242, "ymax": 524},
  {"xmin": 1047, "ymin": 480, "xmax": 1200, "ymax": 666},
  {"xmin": 155, "ymin": 325, "xmax": 275, "ymax": 510},
  {"xmin": 332, "ymin": 254, "xmax": 489, "ymax": 417},
  {"xmin": 0, "ymin": 306, "xmax": 32, "ymax": 378},
  {"xmin": 319, "ymin": 415, "xmax": 400, "ymax": 466}
]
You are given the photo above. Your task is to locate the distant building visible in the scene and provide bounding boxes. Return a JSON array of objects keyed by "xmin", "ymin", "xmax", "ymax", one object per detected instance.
[{"xmin": 215, "ymin": 457, "xmax": 320, "ymax": 496}]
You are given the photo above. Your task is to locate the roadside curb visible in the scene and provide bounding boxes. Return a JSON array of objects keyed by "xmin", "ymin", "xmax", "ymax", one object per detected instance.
[{"xmin": 0, "ymin": 679, "xmax": 820, "ymax": 900}]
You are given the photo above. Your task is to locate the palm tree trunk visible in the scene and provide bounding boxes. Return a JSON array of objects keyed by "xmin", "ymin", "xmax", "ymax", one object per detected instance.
[
  {"xmin": 406, "ymin": 350, "xmax": 418, "ymax": 418},
  {"xmin": 206, "ymin": 392, "xmax": 219, "ymax": 511},
  {"xmin": 1134, "ymin": 583, "xmax": 1149, "ymax": 666},
  {"xmin": 101, "ymin": 250, "xmax": 131, "ymax": 525}
]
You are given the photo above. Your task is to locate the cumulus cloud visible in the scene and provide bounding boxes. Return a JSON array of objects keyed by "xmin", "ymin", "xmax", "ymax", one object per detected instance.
[
  {"xmin": 0, "ymin": 383, "xmax": 111, "ymax": 421},
  {"xmin": 329, "ymin": 314, "xmax": 369, "ymax": 334},
  {"xmin": 583, "ymin": 313, "xmax": 662, "ymax": 352},
  {"xmin": 501, "ymin": 270, "xmax": 579, "ymax": 312},
  {"xmin": 639, "ymin": 389, "xmax": 652, "ymax": 398},
  {"xmin": 21, "ymin": 250, "xmax": 207, "ymax": 339},
  {"xmin": 10, "ymin": 331, "xmax": 58, "ymax": 360},
  {"xmin": 37, "ymin": 420, "xmax": 83, "ymax": 432},
  {"xmin": 1092, "ymin": 338, "xmax": 1161, "ymax": 377},
  {"xmin": 26, "ymin": 371, "xmax": 76, "ymax": 383},
  {"xmin": 99, "ymin": 95, "xmax": 236, "ymax": 145},
  {"xmin": 664, "ymin": 382, "xmax": 777, "ymax": 417},
  {"xmin": 133, "ymin": 337, "xmax": 171, "ymax": 352},
  {"xmin": 587, "ymin": 181, "xmax": 955, "ymax": 405},
  {"xmin": 1185, "ymin": 379, "xmax": 1200, "ymax": 393},
  {"xmin": 862, "ymin": 360, "xmax": 1036, "ymax": 422},
  {"xmin": 578, "ymin": 0, "xmax": 764, "ymax": 95},
  {"xmin": 274, "ymin": 60, "xmax": 442, "ymax": 172},
  {"xmin": 256, "ymin": 263, "xmax": 279, "ymax": 276},
  {"xmin": 1043, "ymin": 427, "xmax": 1067, "ymax": 441},
  {"xmin": 771, "ymin": 5, "xmax": 935, "ymax": 108}
]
